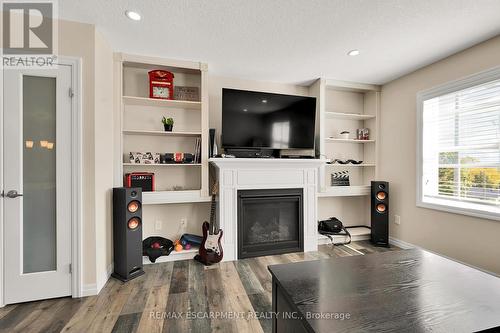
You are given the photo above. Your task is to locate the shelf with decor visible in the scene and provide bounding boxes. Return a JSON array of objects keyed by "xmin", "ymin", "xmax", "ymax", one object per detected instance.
[
  {"xmin": 123, "ymin": 95, "xmax": 202, "ymax": 109},
  {"xmin": 142, "ymin": 190, "xmax": 211, "ymax": 205},
  {"xmin": 143, "ymin": 245, "xmax": 199, "ymax": 264},
  {"xmin": 310, "ymin": 79, "xmax": 380, "ymax": 192},
  {"xmin": 123, "ymin": 163, "xmax": 202, "ymax": 167},
  {"xmin": 122, "ymin": 129, "xmax": 201, "ymax": 137},
  {"xmin": 115, "ymin": 53, "xmax": 210, "ymax": 264},
  {"xmin": 309, "ymin": 78, "xmax": 380, "ymax": 228},
  {"xmin": 327, "ymin": 163, "xmax": 376, "ymax": 167},
  {"xmin": 325, "ymin": 111, "xmax": 376, "ymax": 120},
  {"xmin": 116, "ymin": 52, "xmax": 209, "ymax": 198},
  {"xmin": 317, "ymin": 185, "xmax": 371, "ymax": 197},
  {"xmin": 318, "ymin": 226, "xmax": 371, "ymax": 245},
  {"xmin": 325, "ymin": 138, "xmax": 376, "ymax": 143}
]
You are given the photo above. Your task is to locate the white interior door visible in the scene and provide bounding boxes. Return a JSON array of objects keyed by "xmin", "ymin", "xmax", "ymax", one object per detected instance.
[{"xmin": 3, "ymin": 65, "xmax": 73, "ymax": 304}]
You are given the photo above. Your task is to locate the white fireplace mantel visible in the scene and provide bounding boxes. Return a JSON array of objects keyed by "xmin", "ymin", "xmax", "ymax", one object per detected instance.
[{"xmin": 209, "ymin": 158, "xmax": 324, "ymax": 261}]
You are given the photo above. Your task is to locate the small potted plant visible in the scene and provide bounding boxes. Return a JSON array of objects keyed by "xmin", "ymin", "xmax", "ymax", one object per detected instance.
[{"xmin": 162, "ymin": 117, "xmax": 174, "ymax": 132}]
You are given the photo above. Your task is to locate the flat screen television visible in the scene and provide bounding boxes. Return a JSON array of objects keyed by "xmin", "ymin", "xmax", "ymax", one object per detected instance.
[{"xmin": 221, "ymin": 88, "xmax": 316, "ymax": 150}]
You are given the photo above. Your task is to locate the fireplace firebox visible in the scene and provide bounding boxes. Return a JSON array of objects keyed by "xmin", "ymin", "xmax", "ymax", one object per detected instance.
[{"xmin": 237, "ymin": 189, "xmax": 304, "ymax": 259}]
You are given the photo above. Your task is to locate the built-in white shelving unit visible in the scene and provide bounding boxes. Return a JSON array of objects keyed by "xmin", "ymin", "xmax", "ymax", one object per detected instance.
[
  {"xmin": 115, "ymin": 52, "xmax": 209, "ymax": 200},
  {"xmin": 123, "ymin": 95, "xmax": 202, "ymax": 109},
  {"xmin": 122, "ymin": 163, "xmax": 202, "ymax": 167},
  {"xmin": 325, "ymin": 112, "xmax": 376, "ymax": 120},
  {"xmin": 318, "ymin": 226, "xmax": 371, "ymax": 245},
  {"xmin": 115, "ymin": 53, "xmax": 210, "ymax": 262},
  {"xmin": 310, "ymin": 78, "xmax": 381, "ymax": 240},
  {"xmin": 142, "ymin": 190, "xmax": 211, "ymax": 205},
  {"xmin": 316, "ymin": 185, "xmax": 371, "ymax": 197},
  {"xmin": 143, "ymin": 246, "xmax": 199, "ymax": 264},
  {"xmin": 325, "ymin": 138, "xmax": 376, "ymax": 143},
  {"xmin": 123, "ymin": 129, "xmax": 201, "ymax": 137},
  {"xmin": 327, "ymin": 163, "xmax": 376, "ymax": 167}
]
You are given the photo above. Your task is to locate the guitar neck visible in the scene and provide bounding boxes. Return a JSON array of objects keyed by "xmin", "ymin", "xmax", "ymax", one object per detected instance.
[{"xmin": 209, "ymin": 194, "xmax": 217, "ymax": 232}]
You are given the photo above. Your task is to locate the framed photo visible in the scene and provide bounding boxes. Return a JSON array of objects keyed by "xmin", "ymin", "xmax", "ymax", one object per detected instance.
[{"xmin": 174, "ymin": 86, "xmax": 200, "ymax": 101}]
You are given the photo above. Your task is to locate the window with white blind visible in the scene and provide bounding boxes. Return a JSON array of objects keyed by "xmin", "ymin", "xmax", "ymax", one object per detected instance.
[{"xmin": 417, "ymin": 68, "xmax": 500, "ymax": 220}]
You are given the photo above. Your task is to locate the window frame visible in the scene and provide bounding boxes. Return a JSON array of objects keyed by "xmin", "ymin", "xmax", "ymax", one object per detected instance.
[{"xmin": 416, "ymin": 66, "xmax": 500, "ymax": 221}]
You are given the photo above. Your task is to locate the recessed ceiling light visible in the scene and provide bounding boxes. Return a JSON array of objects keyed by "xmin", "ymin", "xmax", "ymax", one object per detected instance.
[
  {"xmin": 348, "ymin": 49, "xmax": 360, "ymax": 56},
  {"xmin": 243, "ymin": 108, "xmax": 248, "ymax": 112},
  {"xmin": 125, "ymin": 10, "xmax": 141, "ymax": 21},
  {"xmin": 262, "ymin": 99, "xmax": 267, "ymax": 103}
]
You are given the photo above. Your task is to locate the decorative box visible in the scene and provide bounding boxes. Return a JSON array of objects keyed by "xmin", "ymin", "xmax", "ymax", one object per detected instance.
[
  {"xmin": 129, "ymin": 152, "xmax": 160, "ymax": 164},
  {"xmin": 148, "ymin": 70, "xmax": 174, "ymax": 100}
]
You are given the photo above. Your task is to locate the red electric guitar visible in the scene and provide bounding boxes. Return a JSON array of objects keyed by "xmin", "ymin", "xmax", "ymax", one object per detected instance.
[{"xmin": 196, "ymin": 184, "xmax": 223, "ymax": 265}]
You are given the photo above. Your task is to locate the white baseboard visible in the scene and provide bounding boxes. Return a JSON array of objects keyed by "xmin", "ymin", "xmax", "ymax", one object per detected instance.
[
  {"xmin": 389, "ymin": 236, "xmax": 499, "ymax": 277},
  {"xmin": 81, "ymin": 262, "xmax": 114, "ymax": 297},
  {"xmin": 81, "ymin": 283, "xmax": 97, "ymax": 297},
  {"xmin": 388, "ymin": 237, "xmax": 414, "ymax": 249},
  {"xmin": 96, "ymin": 263, "xmax": 114, "ymax": 294},
  {"xmin": 318, "ymin": 234, "xmax": 370, "ymax": 245},
  {"xmin": 318, "ymin": 227, "xmax": 371, "ymax": 245}
]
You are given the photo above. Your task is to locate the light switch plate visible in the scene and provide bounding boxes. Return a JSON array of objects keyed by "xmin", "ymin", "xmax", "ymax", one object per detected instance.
[{"xmin": 155, "ymin": 220, "xmax": 162, "ymax": 230}]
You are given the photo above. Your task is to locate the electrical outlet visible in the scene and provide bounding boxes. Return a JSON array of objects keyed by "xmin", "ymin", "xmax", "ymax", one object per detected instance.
[
  {"xmin": 180, "ymin": 218, "xmax": 187, "ymax": 233},
  {"xmin": 394, "ymin": 215, "xmax": 401, "ymax": 225},
  {"xmin": 155, "ymin": 220, "xmax": 162, "ymax": 230}
]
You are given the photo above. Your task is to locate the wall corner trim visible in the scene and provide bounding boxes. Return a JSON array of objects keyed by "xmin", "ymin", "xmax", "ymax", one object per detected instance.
[{"xmin": 389, "ymin": 237, "xmax": 499, "ymax": 277}]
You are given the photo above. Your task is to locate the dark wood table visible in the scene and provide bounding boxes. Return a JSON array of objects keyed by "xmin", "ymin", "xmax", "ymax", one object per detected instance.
[{"xmin": 268, "ymin": 249, "xmax": 500, "ymax": 333}]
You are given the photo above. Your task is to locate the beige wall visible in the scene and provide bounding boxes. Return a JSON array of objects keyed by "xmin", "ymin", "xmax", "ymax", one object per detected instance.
[
  {"xmin": 58, "ymin": 19, "xmax": 97, "ymax": 286},
  {"xmin": 94, "ymin": 31, "xmax": 114, "ymax": 291},
  {"xmin": 59, "ymin": 20, "xmax": 114, "ymax": 289},
  {"xmin": 380, "ymin": 35, "xmax": 500, "ymax": 274}
]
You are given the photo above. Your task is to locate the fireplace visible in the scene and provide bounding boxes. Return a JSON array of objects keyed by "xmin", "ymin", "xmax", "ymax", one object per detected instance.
[{"xmin": 237, "ymin": 189, "xmax": 304, "ymax": 259}]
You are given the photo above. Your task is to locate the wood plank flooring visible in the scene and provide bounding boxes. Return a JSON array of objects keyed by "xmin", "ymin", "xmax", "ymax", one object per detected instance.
[{"xmin": 0, "ymin": 241, "xmax": 399, "ymax": 333}]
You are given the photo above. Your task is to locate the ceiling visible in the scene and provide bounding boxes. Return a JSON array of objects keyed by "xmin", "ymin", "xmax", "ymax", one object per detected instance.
[{"xmin": 59, "ymin": 0, "xmax": 500, "ymax": 85}]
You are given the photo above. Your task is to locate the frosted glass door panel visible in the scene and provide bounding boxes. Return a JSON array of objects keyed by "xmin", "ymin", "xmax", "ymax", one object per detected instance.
[{"xmin": 22, "ymin": 75, "xmax": 57, "ymax": 274}]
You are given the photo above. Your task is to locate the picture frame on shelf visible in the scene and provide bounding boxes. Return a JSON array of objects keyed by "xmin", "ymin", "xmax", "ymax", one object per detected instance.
[{"xmin": 174, "ymin": 86, "xmax": 200, "ymax": 101}]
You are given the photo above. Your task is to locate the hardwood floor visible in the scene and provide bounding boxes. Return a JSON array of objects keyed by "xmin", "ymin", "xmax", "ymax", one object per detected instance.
[{"xmin": 0, "ymin": 241, "xmax": 399, "ymax": 333}]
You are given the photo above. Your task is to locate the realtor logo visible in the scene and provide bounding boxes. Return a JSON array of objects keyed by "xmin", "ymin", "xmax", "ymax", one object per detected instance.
[{"xmin": 2, "ymin": 0, "xmax": 58, "ymax": 68}]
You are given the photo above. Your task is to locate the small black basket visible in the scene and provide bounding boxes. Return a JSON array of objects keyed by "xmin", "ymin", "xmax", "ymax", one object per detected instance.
[{"xmin": 142, "ymin": 236, "xmax": 174, "ymax": 263}]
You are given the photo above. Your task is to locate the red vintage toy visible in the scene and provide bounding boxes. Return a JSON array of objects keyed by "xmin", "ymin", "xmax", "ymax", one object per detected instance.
[{"xmin": 148, "ymin": 70, "xmax": 174, "ymax": 99}]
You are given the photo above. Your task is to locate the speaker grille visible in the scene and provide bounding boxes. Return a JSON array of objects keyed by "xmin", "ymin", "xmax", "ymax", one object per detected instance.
[
  {"xmin": 376, "ymin": 203, "xmax": 387, "ymax": 213},
  {"xmin": 127, "ymin": 200, "xmax": 140, "ymax": 213},
  {"xmin": 128, "ymin": 217, "xmax": 141, "ymax": 230}
]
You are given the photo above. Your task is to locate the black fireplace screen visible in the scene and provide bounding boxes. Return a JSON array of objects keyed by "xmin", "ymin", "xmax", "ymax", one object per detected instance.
[{"xmin": 238, "ymin": 189, "xmax": 303, "ymax": 259}]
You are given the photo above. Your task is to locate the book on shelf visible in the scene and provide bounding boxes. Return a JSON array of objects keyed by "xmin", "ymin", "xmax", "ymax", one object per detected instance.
[{"xmin": 194, "ymin": 137, "xmax": 201, "ymax": 163}]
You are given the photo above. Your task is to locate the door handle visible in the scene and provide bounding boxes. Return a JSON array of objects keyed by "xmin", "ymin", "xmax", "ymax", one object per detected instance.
[{"xmin": 2, "ymin": 190, "xmax": 23, "ymax": 198}]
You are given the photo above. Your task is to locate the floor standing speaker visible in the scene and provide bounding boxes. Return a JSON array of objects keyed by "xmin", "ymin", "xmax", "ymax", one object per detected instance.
[
  {"xmin": 371, "ymin": 181, "xmax": 389, "ymax": 247},
  {"xmin": 112, "ymin": 187, "xmax": 145, "ymax": 282}
]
